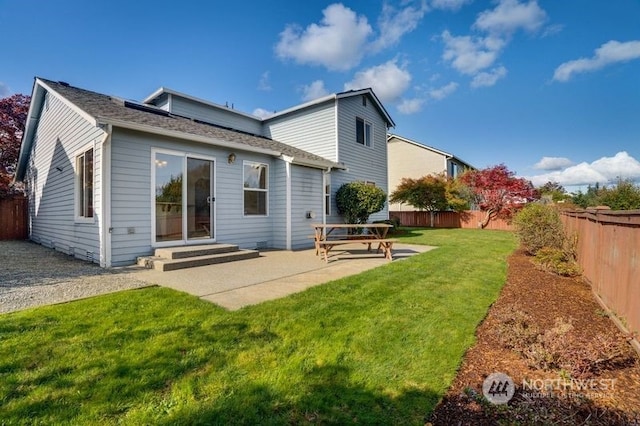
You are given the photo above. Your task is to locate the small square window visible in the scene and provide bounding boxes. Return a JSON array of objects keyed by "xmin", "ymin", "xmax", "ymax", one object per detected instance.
[{"xmin": 243, "ymin": 161, "xmax": 268, "ymax": 216}]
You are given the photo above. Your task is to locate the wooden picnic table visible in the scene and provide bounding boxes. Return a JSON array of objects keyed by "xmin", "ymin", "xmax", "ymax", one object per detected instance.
[{"xmin": 311, "ymin": 223, "xmax": 397, "ymax": 262}]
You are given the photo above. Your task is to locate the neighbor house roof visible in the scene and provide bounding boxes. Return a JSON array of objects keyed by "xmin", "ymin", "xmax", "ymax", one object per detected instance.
[
  {"xmin": 16, "ymin": 78, "xmax": 344, "ymax": 180},
  {"xmin": 387, "ymin": 134, "xmax": 475, "ymax": 170}
]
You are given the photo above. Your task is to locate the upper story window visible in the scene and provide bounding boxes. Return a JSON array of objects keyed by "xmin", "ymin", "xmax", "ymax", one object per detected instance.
[
  {"xmin": 243, "ymin": 161, "xmax": 268, "ymax": 216},
  {"xmin": 356, "ymin": 117, "xmax": 372, "ymax": 147},
  {"xmin": 76, "ymin": 147, "xmax": 94, "ymax": 220}
]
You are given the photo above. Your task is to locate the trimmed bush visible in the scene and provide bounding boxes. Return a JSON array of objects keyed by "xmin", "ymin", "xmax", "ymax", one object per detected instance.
[
  {"xmin": 336, "ymin": 181, "xmax": 386, "ymax": 224},
  {"xmin": 513, "ymin": 203, "xmax": 564, "ymax": 255}
]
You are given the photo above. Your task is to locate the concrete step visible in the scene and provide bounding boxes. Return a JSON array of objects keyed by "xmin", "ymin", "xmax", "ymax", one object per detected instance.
[
  {"xmin": 138, "ymin": 249, "xmax": 260, "ymax": 272},
  {"xmin": 154, "ymin": 243, "xmax": 240, "ymax": 259}
]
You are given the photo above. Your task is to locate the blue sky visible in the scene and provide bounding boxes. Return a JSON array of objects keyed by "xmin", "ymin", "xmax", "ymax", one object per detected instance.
[{"xmin": 2, "ymin": 0, "xmax": 639, "ymax": 191}]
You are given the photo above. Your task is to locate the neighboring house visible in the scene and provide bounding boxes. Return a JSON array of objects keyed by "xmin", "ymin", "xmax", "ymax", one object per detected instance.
[
  {"xmin": 387, "ymin": 134, "xmax": 475, "ymax": 211},
  {"xmin": 15, "ymin": 78, "xmax": 395, "ymax": 267}
]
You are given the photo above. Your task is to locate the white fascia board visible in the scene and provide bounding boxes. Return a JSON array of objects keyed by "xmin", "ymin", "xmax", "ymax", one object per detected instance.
[
  {"xmin": 337, "ymin": 89, "xmax": 395, "ymax": 128},
  {"xmin": 15, "ymin": 82, "xmax": 45, "ymax": 181},
  {"xmin": 387, "ymin": 134, "xmax": 453, "ymax": 158},
  {"xmin": 16, "ymin": 79, "xmax": 103, "ymax": 181},
  {"xmin": 96, "ymin": 117, "xmax": 282, "ymax": 157},
  {"xmin": 289, "ymin": 156, "xmax": 345, "ymax": 171},
  {"xmin": 36, "ymin": 78, "xmax": 98, "ymax": 126}
]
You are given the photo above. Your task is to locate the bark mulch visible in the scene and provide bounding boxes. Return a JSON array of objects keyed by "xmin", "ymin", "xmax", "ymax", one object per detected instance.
[{"xmin": 429, "ymin": 249, "xmax": 640, "ymax": 425}]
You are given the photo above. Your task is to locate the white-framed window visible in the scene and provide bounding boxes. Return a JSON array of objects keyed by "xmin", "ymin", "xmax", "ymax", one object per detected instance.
[
  {"xmin": 243, "ymin": 161, "xmax": 268, "ymax": 216},
  {"xmin": 356, "ymin": 117, "xmax": 372, "ymax": 147},
  {"xmin": 76, "ymin": 146, "xmax": 94, "ymax": 220},
  {"xmin": 325, "ymin": 184, "xmax": 331, "ymax": 215}
]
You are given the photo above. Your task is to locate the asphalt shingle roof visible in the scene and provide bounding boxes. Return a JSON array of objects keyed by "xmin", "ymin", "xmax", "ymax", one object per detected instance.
[{"xmin": 39, "ymin": 78, "xmax": 341, "ymax": 169}]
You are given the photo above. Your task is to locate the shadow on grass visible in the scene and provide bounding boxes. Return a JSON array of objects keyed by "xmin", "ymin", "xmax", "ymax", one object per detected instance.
[
  {"xmin": 158, "ymin": 365, "xmax": 441, "ymax": 425},
  {"xmin": 0, "ymin": 318, "xmax": 279, "ymax": 424}
]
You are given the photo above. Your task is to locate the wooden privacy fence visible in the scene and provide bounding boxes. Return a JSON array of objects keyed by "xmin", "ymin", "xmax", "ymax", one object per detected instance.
[
  {"xmin": 561, "ymin": 209, "xmax": 640, "ymax": 338},
  {"xmin": 0, "ymin": 197, "xmax": 28, "ymax": 240},
  {"xmin": 390, "ymin": 210, "xmax": 514, "ymax": 231}
]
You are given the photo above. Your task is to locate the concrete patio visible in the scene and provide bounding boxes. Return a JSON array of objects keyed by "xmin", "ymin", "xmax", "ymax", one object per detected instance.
[{"xmin": 135, "ymin": 243, "xmax": 435, "ymax": 310}]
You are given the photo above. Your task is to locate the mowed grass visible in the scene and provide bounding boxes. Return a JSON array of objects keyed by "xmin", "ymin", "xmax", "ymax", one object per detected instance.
[{"xmin": 0, "ymin": 229, "xmax": 516, "ymax": 425}]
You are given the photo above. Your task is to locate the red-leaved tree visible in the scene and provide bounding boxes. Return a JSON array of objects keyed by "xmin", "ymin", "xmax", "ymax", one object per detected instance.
[
  {"xmin": 460, "ymin": 164, "xmax": 539, "ymax": 228},
  {"xmin": 0, "ymin": 94, "xmax": 30, "ymax": 197}
]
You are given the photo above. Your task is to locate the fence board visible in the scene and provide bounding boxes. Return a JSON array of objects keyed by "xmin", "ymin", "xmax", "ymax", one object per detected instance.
[
  {"xmin": 389, "ymin": 210, "xmax": 513, "ymax": 231},
  {"xmin": 561, "ymin": 209, "xmax": 640, "ymax": 338},
  {"xmin": 0, "ymin": 197, "xmax": 28, "ymax": 240}
]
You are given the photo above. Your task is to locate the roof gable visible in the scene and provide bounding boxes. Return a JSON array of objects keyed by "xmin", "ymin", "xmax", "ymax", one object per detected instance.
[
  {"xmin": 263, "ymin": 88, "xmax": 395, "ymax": 128},
  {"xmin": 16, "ymin": 78, "xmax": 344, "ymax": 180}
]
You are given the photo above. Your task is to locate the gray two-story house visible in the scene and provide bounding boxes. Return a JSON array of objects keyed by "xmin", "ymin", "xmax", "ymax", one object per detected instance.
[{"xmin": 16, "ymin": 78, "xmax": 394, "ymax": 267}]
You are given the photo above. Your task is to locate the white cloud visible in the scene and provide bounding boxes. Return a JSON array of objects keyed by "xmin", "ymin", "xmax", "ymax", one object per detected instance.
[
  {"xmin": 0, "ymin": 82, "xmax": 10, "ymax": 97},
  {"xmin": 553, "ymin": 40, "xmax": 640, "ymax": 82},
  {"xmin": 474, "ymin": 0, "xmax": 547, "ymax": 34},
  {"xmin": 470, "ymin": 66, "xmax": 507, "ymax": 87},
  {"xmin": 526, "ymin": 152, "xmax": 640, "ymax": 187},
  {"xmin": 533, "ymin": 156, "xmax": 574, "ymax": 171},
  {"xmin": 252, "ymin": 108, "xmax": 274, "ymax": 119},
  {"xmin": 397, "ymin": 98, "xmax": 425, "ymax": 114},
  {"xmin": 441, "ymin": 30, "xmax": 505, "ymax": 75},
  {"xmin": 429, "ymin": 81, "xmax": 458, "ymax": 100},
  {"xmin": 300, "ymin": 80, "xmax": 329, "ymax": 101},
  {"xmin": 371, "ymin": 1, "xmax": 428, "ymax": 52},
  {"xmin": 344, "ymin": 60, "xmax": 412, "ymax": 103},
  {"xmin": 275, "ymin": 4, "xmax": 372, "ymax": 71},
  {"xmin": 430, "ymin": 0, "xmax": 472, "ymax": 11},
  {"xmin": 258, "ymin": 72, "xmax": 272, "ymax": 91}
]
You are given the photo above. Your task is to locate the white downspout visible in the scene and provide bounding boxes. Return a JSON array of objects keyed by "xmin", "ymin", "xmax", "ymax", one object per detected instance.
[{"xmin": 99, "ymin": 124, "xmax": 112, "ymax": 267}]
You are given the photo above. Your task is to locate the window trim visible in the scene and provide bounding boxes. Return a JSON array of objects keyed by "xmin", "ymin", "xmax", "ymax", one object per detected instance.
[
  {"xmin": 243, "ymin": 160, "xmax": 269, "ymax": 217},
  {"xmin": 356, "ymin": 117, "xmax": 373, "ymax": 148},
  {"xmin": 74, "ymin": 144, "xmax": 95, "ymax": 223}
]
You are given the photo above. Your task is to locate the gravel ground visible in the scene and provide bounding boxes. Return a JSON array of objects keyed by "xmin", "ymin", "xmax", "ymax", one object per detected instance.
[{"xmin": 0, "ymin": 240, "xmax": 151, "ymax": 314}]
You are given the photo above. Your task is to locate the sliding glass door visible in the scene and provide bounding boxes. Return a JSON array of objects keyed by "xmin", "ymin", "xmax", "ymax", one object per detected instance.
[{"xmin": 154, "ymin": 150, "xmax": 215, "ymax": 245}]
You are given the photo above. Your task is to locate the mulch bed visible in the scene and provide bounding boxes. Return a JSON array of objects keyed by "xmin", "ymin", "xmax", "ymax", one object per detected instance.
[{"xmin": 429, "ymin": 249, "xmax": 640, "ymax": 425}]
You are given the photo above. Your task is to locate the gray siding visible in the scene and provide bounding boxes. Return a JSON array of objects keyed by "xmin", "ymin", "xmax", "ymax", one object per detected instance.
[
  {"xmin": 263, "ymin": 101, "xmax": 337, "ymax": 161},
  {"xmin": 110, "ymin": 129, "xmax": 284, "ymax": 265},
  {"xmin": 290, "ymin": 165, "xmax": 323, "ymax": 249},
  {"xmin": 331, "ymin": 95, "xmax": 389, "ymax": 222},
  {"xmin": 169, "ymin": 96, "xmax": 263, "ymax": 135},
  {"xmin": 25, "ymin": 91, "xmax": 105, "ymax": 262}
]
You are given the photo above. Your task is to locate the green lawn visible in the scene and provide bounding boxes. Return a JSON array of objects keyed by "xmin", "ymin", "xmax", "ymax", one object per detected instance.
[{"xmin": 0, "ymin": 229, "xmax": 516, "ymax": 425}]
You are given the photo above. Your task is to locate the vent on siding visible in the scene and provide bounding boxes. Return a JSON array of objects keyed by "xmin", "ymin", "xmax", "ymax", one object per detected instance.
[{"xmin": 256, "ymin": 241, "xmax": 268, "ymax": 250}]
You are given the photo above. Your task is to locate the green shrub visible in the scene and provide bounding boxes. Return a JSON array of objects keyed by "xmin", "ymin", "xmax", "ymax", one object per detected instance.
[
  {"xmin": 533, "ymin": 247, "xmax": 581, "ymax": 277},
  {"xmin": 513, "ymin": 203, "xmax": 564, "ymax": 255},
  {"xmin": 336, "ymin": 181, "xmax": 386, "ymax": 224}
]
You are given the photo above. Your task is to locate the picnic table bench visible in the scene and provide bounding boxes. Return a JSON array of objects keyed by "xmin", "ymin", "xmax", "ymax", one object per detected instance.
[{"xmin": 311, "ymin": 223, "xmax": 398, "ymax": 262}]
